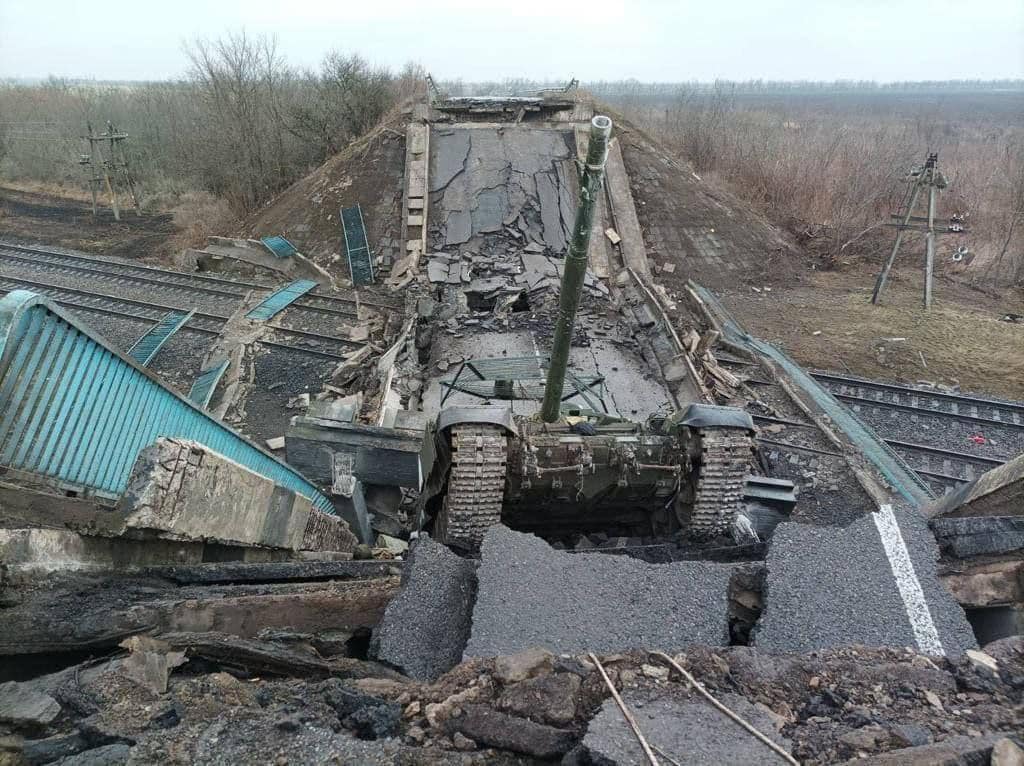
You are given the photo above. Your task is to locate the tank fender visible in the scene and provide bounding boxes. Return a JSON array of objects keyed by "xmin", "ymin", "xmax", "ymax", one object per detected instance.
[{"xmin": 436, "ymin": 405, "xmax": 518, "ymax": 437}]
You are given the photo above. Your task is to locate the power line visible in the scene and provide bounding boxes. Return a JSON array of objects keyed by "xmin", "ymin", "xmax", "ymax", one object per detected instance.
[{"xmin": 871, "ymin": 152, "xmax": 967, "ymax": 310}]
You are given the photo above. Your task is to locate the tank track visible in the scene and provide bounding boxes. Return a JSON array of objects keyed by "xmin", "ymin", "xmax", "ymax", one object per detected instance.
[
  {"xmin": 690, "ymin": 427, "xmax": 754, "ymax": 538},
  {"xmin": 435, "ymin": 424, "xmax": 508, "ymax": 551}
]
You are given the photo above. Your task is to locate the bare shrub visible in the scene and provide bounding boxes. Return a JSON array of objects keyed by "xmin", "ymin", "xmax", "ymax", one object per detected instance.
[
  {"xmin": 169, "ymin": 191, "xmax": 237, "ymax": 251},
  {"xmin": 0, "ymin": 35, "xmax": 402, "ymax": 222},
  {"xmin": 287, "ymin": 54, "xmax": 394, "ymax": 157}
]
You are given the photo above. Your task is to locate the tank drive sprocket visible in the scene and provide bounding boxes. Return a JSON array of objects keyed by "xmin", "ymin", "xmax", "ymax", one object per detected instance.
[
  {"xmin": 435, "ymin": 423, "xmax": 508, "ymax": 551},
  {"xmin": 689, "ymin": 427, "xmax": 755, "ymax": 538}
]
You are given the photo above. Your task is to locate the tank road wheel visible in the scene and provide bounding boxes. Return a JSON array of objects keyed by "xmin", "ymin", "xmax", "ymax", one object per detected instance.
[
  {"xmin": 434, "ymin": 424, "xmax": 508, "ymax": 552},
  {"xmin": 689, "ymin": 427, "xmax": 755, "ymax": 539}
]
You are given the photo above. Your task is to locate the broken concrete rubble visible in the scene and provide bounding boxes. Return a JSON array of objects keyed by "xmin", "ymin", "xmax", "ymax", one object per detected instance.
[
  {"xmin": 925, "ymin": 451, "xmax": 1024, "ymax": 519},
  {"xmin": 932, "ymin": 516, "xmax": 1024, "ymax": 558},
  {"xmin": 2, "ymin": 640, "xmax": 1020, "ymax": 765},
  {"xmin": 465, "ymin": 525, "xmax": 732, "ymax": 658},
  {"xmin": 185, "ymin": 235, "xmax": 334, "ymax": 286},
  {"xmin": 120, "ymin": 437, "xmax": 355, "ymax": 553},
  {"xmin": 447, "ymin": 704, "xmax": 576, "ymax": 759},
  {"xmin": 3, "ymin": 87, "xmax": 1023, "ymax": 766}
]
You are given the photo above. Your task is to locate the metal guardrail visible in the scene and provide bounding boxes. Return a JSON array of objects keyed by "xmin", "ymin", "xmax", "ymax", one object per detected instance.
[
  {"xmin": 188, "ymin": 359, "xmax": 231, "ymax": 409},
  {"xmin": 260, "ymin": 235, "xmax": 298, "ymax": 259},
  {"xmin": 688, "ymin": 281, "xmax": 934, "ymax": 507},
  {"xmin": 341, "ymin": 205, "xmax": 374, "ymax": 286},
  {"xmin": 0, "ymin": 290, "xmax": 334, "ymax": 513}
]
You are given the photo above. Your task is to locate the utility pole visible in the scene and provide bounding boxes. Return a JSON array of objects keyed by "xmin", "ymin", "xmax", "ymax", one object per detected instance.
[
  {"xmin": 80, "ymin": 121, "xmax": 142, "ymax": 220},
  {"xmin": 871, "ymin": 152, "xmax": 960, "ymax": 310}
]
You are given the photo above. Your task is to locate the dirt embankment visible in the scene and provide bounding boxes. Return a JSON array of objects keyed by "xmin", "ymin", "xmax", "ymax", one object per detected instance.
[{"xmin": 242, "ymin": 118, "xmax": 408, "ymax": 281}]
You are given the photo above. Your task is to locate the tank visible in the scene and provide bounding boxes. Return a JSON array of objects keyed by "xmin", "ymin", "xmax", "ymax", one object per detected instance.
[{"xmin": 417, "ymin": 116, "xmax": 757, "ymax": 552}]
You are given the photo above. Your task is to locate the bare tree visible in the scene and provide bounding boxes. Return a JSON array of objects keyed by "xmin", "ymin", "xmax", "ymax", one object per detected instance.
[
  {"xmin": 185, "ymin": 31, "xmax": 294, "ymax": 215},
  {"xmin": 287, "ymin": 53, "xmax": 394, "ymax": 157}
]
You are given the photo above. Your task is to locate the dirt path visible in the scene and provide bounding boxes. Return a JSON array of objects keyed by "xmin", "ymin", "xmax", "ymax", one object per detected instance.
[{"xmin": 721, "ymin": 263, "xmax": 1024, "ymax": 400}]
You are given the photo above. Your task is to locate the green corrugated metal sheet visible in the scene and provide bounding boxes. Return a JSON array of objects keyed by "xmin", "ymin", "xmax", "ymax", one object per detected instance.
[
  {"xmin": 188, "ymin": 359, "xmax": 230, "ymax": 409},
  {"xmin": 127, "ymin": 309, "xmax": 194, "ymax": 366},
  {"xmin": 341, "ymin": 205, "xmax": 374, "ymax": 286},
  {"xmin": 246, "ymin": 280, "xmax": 318, "ymax": 321},
  {"xmin": 0, "ymin": 290, "xmax": 334, "ymax": 513},
  {"xmin": 261, "ymin": 235, "xmax": 298, "ymax": 259}
]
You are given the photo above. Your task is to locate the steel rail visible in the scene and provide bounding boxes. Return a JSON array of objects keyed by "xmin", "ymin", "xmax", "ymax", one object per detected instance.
[
  {"xmin": 0, "ymin": 248, "xmax": 250, "ymax": 299},
  {"xmin": 0, "ymin": 246, "xmax": 362, "ymax": 320},
  {"xmin": 0, "ymin": 275, "xmax": 361, "ymax": 356},
  {"xmin": 0, "ymin": 273, "xmax": 232, "ymax": 322},
  {"xmin": 884, "ymin": 438, "xmax": 1004, "ymax": 467},
  {"xmin": 0, "ymin": 241, "xmax": 400, "ymax": 313},
  {"xmin": 829, "ymin": 390, "xmax": 1024, "ymax": 431},
  {"xmin": 760, "ymin": 436, "xmax": 990, "ymax": 487},
  {"xmin": 0, "ymin": 287, "xmax": 348, "ymax": 362},
  {"xmin": 812, "ymin": 371, "xmax": 1024, "ymax": 417}
]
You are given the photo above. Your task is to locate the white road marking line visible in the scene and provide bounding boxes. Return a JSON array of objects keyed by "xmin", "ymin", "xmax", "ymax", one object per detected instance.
[{"xmin": 872, "ymin": 504, "xmax": 945, "ymax": 656}]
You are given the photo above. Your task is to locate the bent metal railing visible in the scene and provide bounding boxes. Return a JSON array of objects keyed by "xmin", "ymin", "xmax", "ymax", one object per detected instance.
[{"xmin": 0, "ymin": 290, "xmax": 334, "ymax": 513}]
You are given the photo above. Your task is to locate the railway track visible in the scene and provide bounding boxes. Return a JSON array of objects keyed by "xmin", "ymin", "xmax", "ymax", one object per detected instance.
[
  {"xmin": 884, "ymin": 438, "xmax": 1004, "ymax": 485},
  {"xmin": 0, "ymin": 273, "xmax": 358, "ymax": 361},
  {"xmin": 758, "ymin": 432, "xmax": 1003, "ymax": 492},
  {"xmin": 0, "ymin": 241, "xmax": 401, "ymax": 319},
  {"xmin": 811, "ymin": 371, "xmax": 1024, "ymax": 431}
]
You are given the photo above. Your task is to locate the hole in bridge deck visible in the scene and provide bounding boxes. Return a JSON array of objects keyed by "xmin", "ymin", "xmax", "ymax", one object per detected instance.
[{"xmin": 966, "ymin": 605, "xmax": 1024, "ymax": 646}]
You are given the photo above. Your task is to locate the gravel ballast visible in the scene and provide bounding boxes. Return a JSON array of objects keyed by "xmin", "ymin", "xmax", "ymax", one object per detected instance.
[
  {"xmin": 371, "ymin": 535, "xmax": 476, "ymax": 681},
  {"xmin": 464, "ymin": 525, "xmax": 732, "ymax": 658}
]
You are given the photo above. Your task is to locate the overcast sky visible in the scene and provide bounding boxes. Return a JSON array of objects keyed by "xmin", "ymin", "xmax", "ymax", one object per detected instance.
[{"xmin": 1, "ymin": 0, "xmax": 1022, "ymax": 83}]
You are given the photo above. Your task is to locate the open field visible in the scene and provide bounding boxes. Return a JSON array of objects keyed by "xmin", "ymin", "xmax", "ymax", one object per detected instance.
[{"xmin": 602, "ymin": 85, "xmax": 1024, "ymax": 286}]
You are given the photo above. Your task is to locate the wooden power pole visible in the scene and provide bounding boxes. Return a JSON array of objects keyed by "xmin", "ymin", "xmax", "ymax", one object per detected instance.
[
  {"xmin": 80, "ymin": 121, "xmax": 142, "ymax": 221},
  {"xmin": 871, "ymin": 152, "xmax": 963, "ymax": 310}
]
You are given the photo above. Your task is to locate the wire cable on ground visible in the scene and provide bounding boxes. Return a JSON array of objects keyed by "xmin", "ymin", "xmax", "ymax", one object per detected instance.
[
  {"xmin": 651, "ymin": 650, "xmax": 799, "ymax": 765},
  {"xmin": 588, "ymin": 653, "xmax": 660, "ymax": 766}
]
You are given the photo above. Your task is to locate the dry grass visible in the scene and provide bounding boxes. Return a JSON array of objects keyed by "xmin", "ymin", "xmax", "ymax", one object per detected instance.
[
  {"xmin": 168, "ymin": 191, "xmax": 237, "ymax": 252},
  {"xmin": 0, "ymin": 179, "xmax": 97, "ymax": 204},
  {"xmin": 725, "ymin": 265, "xmax": 1024, "ymax": 399},
  {"xmin": 616, "ymin": 89, "xmax": 1024, "ymax": 286}
]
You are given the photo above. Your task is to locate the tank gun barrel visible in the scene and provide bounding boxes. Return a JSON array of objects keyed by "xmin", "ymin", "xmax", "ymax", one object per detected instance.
[{"xmin": 540, "ymin": 115, "xmax": 613, "ymax": 422}]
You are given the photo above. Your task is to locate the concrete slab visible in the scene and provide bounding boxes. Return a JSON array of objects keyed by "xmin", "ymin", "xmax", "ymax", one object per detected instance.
[
  {"xmin": 371, "ymin": 536, "xmax": 476, "ymax": 681},
  {"xmin": 464, "ymin": 526, "xmax": 731, "ymax": 658},
  {"xmin": 120, "ymin": 438, "xmax": 356, "ymax": 553},
  {"xmin": 580, "ymin": 693, "xmax": 791, "ymax": 765},
  {"xmin": 429, "ymin": 129, "xmax": 471, "ymax": 192},
  {"xmin": 430, "ymin": 127, "xmax": 575, "ymax": 251},
  {"xmin": 925, "ymin": 452, "xmax": 1024, "ymax": 519},
  {"xmin": 754, "ymin": 506, "xmax": 976, "ymax": 657}
]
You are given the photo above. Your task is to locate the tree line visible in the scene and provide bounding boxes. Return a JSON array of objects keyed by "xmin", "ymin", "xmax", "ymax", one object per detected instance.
[{"xmin": 0, "ymin": 32, "xmax": 419, "ymax": 216}]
